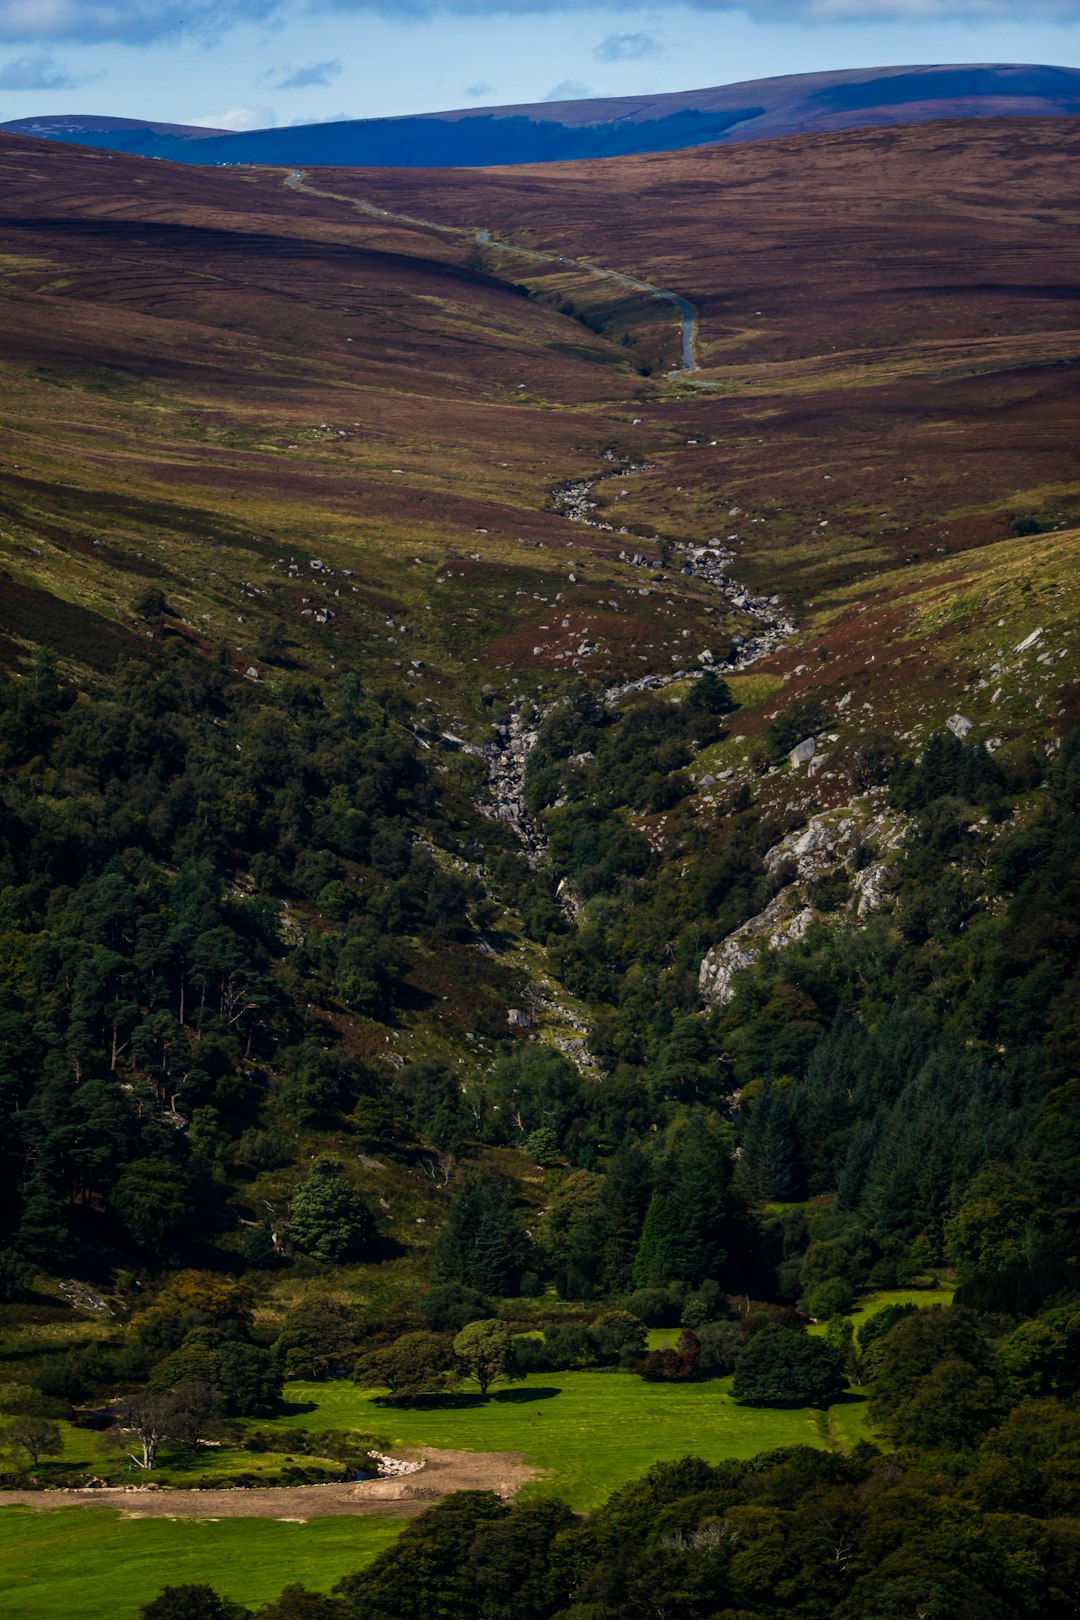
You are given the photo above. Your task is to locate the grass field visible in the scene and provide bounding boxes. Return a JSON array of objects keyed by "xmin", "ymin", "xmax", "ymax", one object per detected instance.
[
  {"xmin": 263, "ymin": 1370, "xmax": 864, "ymax": 1511},
  {"xmin": 0, "ymin": 1301, "xmax": 932, "ymax": 1614},
  {"xmin": 0, "ymin": 1367, "xmax": 868, "ymax": 1616},
  {"xmin": 806, "ymin": 1286, "xmax": 956, "ymax": 1339},
  {"xmin": 0, "ymin": 1508, "xmax": 402, "ymax": 1620}
]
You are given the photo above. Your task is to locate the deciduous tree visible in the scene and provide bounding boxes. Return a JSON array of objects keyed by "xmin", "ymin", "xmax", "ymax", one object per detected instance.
[{"xmin": 453, "ymin": 1319, "xmax": 520, "ymax": 1397}]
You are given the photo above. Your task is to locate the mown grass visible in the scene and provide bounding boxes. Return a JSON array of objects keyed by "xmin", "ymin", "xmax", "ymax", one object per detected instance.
[
  {"xmin": 805, "ymin": 1285, "xmax": 955, "ymax": 1340},
  {"xmin": 0, "ymin": 1507, "xmax": 402, "ymax": 1620},
  {"xmin": 263, "ymin": 1369, "xmax": 864, "ymax": 1511}
]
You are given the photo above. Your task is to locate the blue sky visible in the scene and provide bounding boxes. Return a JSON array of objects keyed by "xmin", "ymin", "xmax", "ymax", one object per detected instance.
[{"xmin": 0, "ymin": 1, "xmax": 1078, "ymax": 128}]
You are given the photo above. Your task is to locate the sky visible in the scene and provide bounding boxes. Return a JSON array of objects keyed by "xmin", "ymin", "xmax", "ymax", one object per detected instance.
[{"xmin": 0, "ymin": 0, "xmax": 1078, "ymax": 129}]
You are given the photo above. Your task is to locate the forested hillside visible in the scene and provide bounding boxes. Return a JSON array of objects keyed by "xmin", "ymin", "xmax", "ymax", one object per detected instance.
[{"xmin": 0, "ymin": 119, "xmax": 1079, "ymax": 1620}]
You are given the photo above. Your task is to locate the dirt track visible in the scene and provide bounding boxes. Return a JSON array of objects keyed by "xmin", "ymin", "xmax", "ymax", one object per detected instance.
[{"xmin": 0, "ymin": 1447, "xmax": 538, "ymax": 1519}]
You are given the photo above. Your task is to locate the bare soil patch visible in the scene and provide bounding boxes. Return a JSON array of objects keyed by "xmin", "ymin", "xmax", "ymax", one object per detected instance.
[{"xmin": 0, "ymin": 1447, "xmax": 538, "ymax": 1520}]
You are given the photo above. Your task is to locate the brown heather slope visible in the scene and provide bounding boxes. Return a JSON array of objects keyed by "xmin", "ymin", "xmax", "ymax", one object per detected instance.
[
  {"xmin": 0, "ymin": 133, "xmax": 736, "ymax": 708},
  {"xmin": 1, "ymin": 121, "xmax": 1078, "ymax": 767},
  {"xmin": 326, "ymin": 117, "xmax": 1080, "ymax": 385},
  {"xmin": 326, "ymin": 118, "xmax": 1080, "ymax": 622}
]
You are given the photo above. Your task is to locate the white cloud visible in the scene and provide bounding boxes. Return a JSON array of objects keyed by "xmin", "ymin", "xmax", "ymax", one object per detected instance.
[
  {"xmin": 593, "ymin": 30, "xmax": 662, "ymax": 60},
  {"xmin": 1, "ymin": 0, "xmax": 1077, "ymax": 47},
  {"xmin": 318, "ymin": 0, "xmax": 1080, "ymax": 18},
  {"xmin": 273, "ymin": 57, "xmax": 341, "ymax": 87},
  {"xmin": 542, "ymin": 77, "xmax": 593, "ymax": 100},
  {"xmin": 189, "ymin": 103, "xmax": 277, "ymax": 129},
  {"xmin": 0, "ymin": 0, "xmax": 279, "ymax": 45},
  {"xmin": 0, "ymin": 50, "xmax": 98, "ymax": 86}
]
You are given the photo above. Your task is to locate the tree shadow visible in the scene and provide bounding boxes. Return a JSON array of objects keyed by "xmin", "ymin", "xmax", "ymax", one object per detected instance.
[
  {"xmin": 276, "ymin": 1399, "xmax": 318, "ymax": 1418},
  {"xmin": 372, "ymin": 1392, "xmax": 487, "ymax": 1410},
  {"xmin": 492, "ymin": 1385, "xmax": 561, "ymax": 1404},
  {"xmin": 372, "ymin": 1385, "xmax": 562, "ymax": 1411}
]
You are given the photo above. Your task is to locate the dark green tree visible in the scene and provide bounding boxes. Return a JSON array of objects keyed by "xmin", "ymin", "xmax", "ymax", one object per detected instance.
[
  {"xmin": 732, "ymin": 1323, "xmax": 845, "ymax": 1407},
  {"xmin": 254, "ymin": 1589, "xmax": 343, "ymax": 1620},
  {"xmin": 109, "ymin": 1158, "xmax": 196, "ymax": 1253},
  {"xmin": 452, "ymin": 1319, "xmax": 520, "ymax": 1397},
  {"xmin": 431, "ymin": 1176, "xmax": 527, "ymax": 1297},
  {"xmin": 3, "ymin": 1416, "xmax": 63, "ymax": 1468},
  {"xmin": 742, "ymin": 1081, "xmax": 801, "ymax": 1202},
  {"xmin": 274, "ymin": 1298, "xmax": 365, "ymax": 1380},
  {"xmin": 353, "ymin": 1331, "xmax": 456, "ymax": 1401},
  {"xmin": 686, "ymin": 671, "xmax": 735, "ymax": 716},
  {"xmin": 140, "ymin": 1588, "xmax": 249, "ymax": 1620},
  {"xmin": 419, "ymin": 1283, "xmax": 494, "ymax": 1334},
  {"xmin": 218, "ymin": 1342, "xmax": 284, "ymax": 1416},
  {"xmin": 334, "ymin": 1491, "xmax": 508, "ymax": 1619},
  {"xmin": 288, "ymin": 1158, "xmax": 375, "ymax": 1264}
]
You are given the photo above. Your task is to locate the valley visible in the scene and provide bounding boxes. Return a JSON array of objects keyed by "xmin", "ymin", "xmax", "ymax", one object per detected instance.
[{"xmin": 0, "ymin": 107, "xmax": 1079, "ymax": 1620}]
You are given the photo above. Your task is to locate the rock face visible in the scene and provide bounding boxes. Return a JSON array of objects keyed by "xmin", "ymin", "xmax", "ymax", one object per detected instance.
[
  {"xmin": 699, "ymin": 804, "xmax": 907, "ymax": 1006},
  {"xmin": 788, "ymin": 736, "xmax": 817, "ymax": 768},
  {"xmin": 699, "ymin": 890, "xmax": 815, "ymax": 1005},
  {"xmin": 946, "ymin": 713, "xmax": 974, "ymax": 739}
]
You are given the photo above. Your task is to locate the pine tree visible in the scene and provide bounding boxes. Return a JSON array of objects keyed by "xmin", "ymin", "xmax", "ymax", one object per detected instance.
[
  {"xmin": 666, "ymin": 1114, "xmax": 732, "ymax": 1285},
  {"xmin": 743, "ymin": 1083, "xmax": 801, "ymax": 1202},
  {"xmin": 432, "ymin": 1176, "xmax": 527, "ymax": 1296},
  {"xmin": 631, "ymin": 1192, "xmax": 681, "ymax": 1289},
  {"xmin": 600, "ymin": 1142, "xmax": 651, "ymax": 1292}
]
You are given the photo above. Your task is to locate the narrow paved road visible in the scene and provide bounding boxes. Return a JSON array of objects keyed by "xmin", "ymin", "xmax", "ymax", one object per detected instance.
[{"xmin": 283, "ymin": 168, "xmax": 699, "ymax": 374}]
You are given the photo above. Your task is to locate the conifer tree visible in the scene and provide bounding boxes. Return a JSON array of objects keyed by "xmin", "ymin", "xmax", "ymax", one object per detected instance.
[
  {"xmin": 600, "ymin": 1142, "xmax": 651, "ymax": 1292},
  {"xmin": 742, "ymin": 1082, "xmax": 801, "ymax": 1202},
  {"xmin": 432, "ymin": 1176, "xmax": 527, "ymax": 1296},
  {"xmin": 631, "ymin": 1192, "xmax": 681, "ymax": 1290}
]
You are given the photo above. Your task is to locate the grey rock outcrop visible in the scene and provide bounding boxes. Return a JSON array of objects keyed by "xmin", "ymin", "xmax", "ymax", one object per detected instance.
[{"xmin": 700, "ymin": 805, "xmax": 907, "ymax": 1006}]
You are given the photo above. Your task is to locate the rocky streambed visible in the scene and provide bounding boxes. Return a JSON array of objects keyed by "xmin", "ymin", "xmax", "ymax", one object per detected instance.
[{"xmin": 483, "ymin": 459, "xmax": 795, "ymax": 867}]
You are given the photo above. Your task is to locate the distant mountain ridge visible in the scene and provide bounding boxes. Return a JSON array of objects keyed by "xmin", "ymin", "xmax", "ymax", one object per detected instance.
[{"xmin": 4, "ymin": 63, "xmax": 1080, "ymax": 168}]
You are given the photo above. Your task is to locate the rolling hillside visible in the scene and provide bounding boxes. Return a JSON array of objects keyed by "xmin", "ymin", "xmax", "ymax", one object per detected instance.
[
  {"xmin": 4, "ymin": 62, "xmax": 1080, "ymax": 168},
  {"xmin": 1, "ymin": 115, "xmax": 1080, "ymax": 1618}
]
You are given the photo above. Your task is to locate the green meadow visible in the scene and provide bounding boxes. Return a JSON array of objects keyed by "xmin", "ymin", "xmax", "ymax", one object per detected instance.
[
  {"xmin": 265, "ymin": 1368, "xmax": 865, "ymax": 1511},
  {"xmin": 0, "ymin": 1510, "xmax": 403, "ymax": 1620},
  {"xmin": 2, "ymin": 1294, "xmax": 957, "ymax": 1616},
  {"xmin": 0, "ymin": 1368, "xmax": 869, "ymax": 1617},
  {"xmin": 805, "ymin": 1286, "xmax": 956, "ymax": 1339}
]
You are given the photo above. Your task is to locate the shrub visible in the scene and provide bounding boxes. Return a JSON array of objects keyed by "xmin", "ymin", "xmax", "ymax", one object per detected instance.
[
  {"xmin": 624, "ymin": 1288, "xmax": 680, "ymax": 1327},
  {"xmin": 808, "ymin": 1278, "xmax": 855, "ymax": 1320},
  {"xmin": 589, "ymin": 1310, "xmax": 647, "ymax": 1365},
  {"xmin": 353, "ymin": 1332, "xmax": 457, "ymax": 1401},
  {"xmin": 420, "ymin": 1284, "xmax": 494, "ymax": 1334},
  {"xmin": 696, "ymin": 1320, "xmax": 744, "ymax": 1376}
]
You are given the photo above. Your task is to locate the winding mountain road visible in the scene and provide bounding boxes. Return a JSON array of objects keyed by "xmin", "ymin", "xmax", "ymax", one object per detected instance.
[{"xmin": 283, "ymin": 167, "xmax": 699, "ymax": 374}]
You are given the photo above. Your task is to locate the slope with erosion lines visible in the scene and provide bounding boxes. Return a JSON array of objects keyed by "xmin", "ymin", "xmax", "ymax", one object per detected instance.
[
  {"xmin": 338, "ymin": 120, "xmax": 1080, "ymax": 655},
  {"xmin": 0, "ymin": 134, "xmax": 748, "ymax": 717},
  {"xmin": 284, "ymin": 167, "xmax": 699, "ymax": 374}
]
